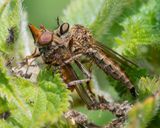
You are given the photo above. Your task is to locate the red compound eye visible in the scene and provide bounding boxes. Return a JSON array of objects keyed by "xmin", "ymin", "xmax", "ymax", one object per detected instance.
[{"xmin": 38, "ymin": 31, "xmax": 52, "ymax": 45}]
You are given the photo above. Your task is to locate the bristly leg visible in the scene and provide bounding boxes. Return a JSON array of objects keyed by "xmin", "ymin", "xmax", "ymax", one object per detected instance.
[
  {"xmin": 74, "ymin": 60, "xmax": 96, "ymax": 99},
  {"xmin": 75, "ymin": 60, "xmax": 91, "ymax": 80},
  {"xmin": 67, "ymin": 79, "xmax": 91, "ymax": 88},
  {"xmin": 12, "ymin": 48, "xmax": 40, "ymax": 79}
]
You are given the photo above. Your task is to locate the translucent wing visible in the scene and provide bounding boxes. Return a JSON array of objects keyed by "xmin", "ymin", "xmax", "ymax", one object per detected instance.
[{"xmin": 93, "ymin": 41, "xmax": 138, "ymax": 68}]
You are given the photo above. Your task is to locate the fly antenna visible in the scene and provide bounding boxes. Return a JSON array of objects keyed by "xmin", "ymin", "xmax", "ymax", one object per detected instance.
[
  {"xmin": 56, "ymin": 17, "xmax": 60, "ymax": 27},
  {"xmin": 40, "ymin": 24, "xmax": 46, "ymax": 30}
]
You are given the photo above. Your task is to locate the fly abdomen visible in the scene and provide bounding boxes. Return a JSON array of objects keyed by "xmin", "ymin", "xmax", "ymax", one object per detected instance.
[{"xmin": 87, "ymin": 49, "xmax": 137, "ymax": 97}]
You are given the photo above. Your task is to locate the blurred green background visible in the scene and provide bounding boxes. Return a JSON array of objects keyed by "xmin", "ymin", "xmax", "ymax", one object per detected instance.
[{"xmin": 23, "ymin": 0, "xmax": 70, "ymax": 29}]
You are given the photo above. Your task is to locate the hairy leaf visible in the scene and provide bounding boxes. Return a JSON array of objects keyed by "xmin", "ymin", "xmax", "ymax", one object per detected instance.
[
  {"xmin": 115, "ymin": 0, "xmax": 160, "ymax": 56},
  {"xmin": 125, "ymin": 90, "xmax": 160, "ymax": 128}
]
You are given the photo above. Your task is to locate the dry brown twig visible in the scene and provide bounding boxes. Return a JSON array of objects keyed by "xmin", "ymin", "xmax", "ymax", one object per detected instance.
[
  {"xmin": 64, "ymin": 109, "xmax": 128, "ymax": 128},
  {"xmin": 64, "ymin": 93, "xmax": 132, "ymax": 128},
  {"xmin": 64, "ymin": 110, "xmax": 101, "ymax": 128}
]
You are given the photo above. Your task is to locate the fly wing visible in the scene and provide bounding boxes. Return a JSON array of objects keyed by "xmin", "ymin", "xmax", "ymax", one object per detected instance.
[{"xmin": 93, "ymin": 41, "xmax": 138, "ymax": 68}]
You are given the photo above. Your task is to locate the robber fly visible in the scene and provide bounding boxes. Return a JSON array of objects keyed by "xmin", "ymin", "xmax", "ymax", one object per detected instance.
[
  {"xmin": 23, "ymin": 23, "xmax": 97, "ymax": 109},
  {"xmin": 26, "ymin": 21, "xmax": 137, "ymax": 107}
]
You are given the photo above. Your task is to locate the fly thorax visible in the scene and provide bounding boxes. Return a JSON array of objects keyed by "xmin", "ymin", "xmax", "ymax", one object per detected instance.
[
  {"xmin": 40, "ymin": 44, "xmax": 71, "ymax": 66},
  {"xmin": 86, "ymin": 48, "xmax": 97, "ymax": 55},
  {"xmin": 70, "ymin": 25, "xmax": 93, "ymax": 48}
]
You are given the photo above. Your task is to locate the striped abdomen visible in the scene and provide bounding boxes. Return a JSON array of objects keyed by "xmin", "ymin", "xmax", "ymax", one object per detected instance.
[{"xmin": 87, "ymin": 48, "xmax": 136, "ymax": 97}]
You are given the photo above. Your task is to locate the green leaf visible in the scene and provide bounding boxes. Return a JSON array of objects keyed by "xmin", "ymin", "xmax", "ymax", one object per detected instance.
[
  {"xmin": 0, "ymin": 120, "xmax": 16, "ymax": 128},
  {"xmin": 115, "ymin": 0, "xmax": 160, "ymax": 56},
  {"xmin": 138, "ymin": 77, "xmax": 160, "ymax": 99},
  {"xmin": 89, "ymin": 0, "xmax": 139, "ymax": 42},
  {"xmin": 113, "ymin": 0, "xmax": 160, "ymax": 75},
  {"xmin": 0, "ymin": 65, "xmax": 70, "ymax": 128},
  {"xmin": 0, "ymin": 0, "xmax": 31, "ymax": 58},
  {"xmin": 30, "ymin": 69, "xmax": 71, "ymax": 128},
  {"xmin": 125, "ymin": 90, "xmax": 160, "ymax": 128},
  {"xmin": 0, "ymin": 0, "xmax": 20, "ymax": 53}
]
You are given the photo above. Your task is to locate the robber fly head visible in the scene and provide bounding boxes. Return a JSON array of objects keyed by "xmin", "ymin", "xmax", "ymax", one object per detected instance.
[
  {"xmin": 28, "ymin": 24, "xmax": 67, "ymax": 47},
  {"xmin": 28, "ymin": 24, "xmax": 53, "ymax": 46}
]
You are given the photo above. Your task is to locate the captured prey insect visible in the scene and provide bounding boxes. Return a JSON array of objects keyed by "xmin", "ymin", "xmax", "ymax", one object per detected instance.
[
  {"xmin": 25, "ymin": 21, "xmax": 137, "ymax": 107},
  {"xmin": 6, "ymin": 27, "xmax": 16, "ymax": 44}
]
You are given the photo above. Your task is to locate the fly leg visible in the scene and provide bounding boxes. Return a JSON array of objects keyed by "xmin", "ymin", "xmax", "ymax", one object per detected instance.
[
  {"xmin": 75, "ymin": 60, "xmax": 96, "ymax": 102},
  {"xmin": 24, "ymin": 57, "xmax": 39, "ymax": 78},
  {"xmin": 62, "ymin": 57, "xmax": 98, "ymax": 109},
  {"xmin": 62, "ymin": 54, "xmax": 92, "ymax": 88},
  {"xmin": 75, "ymin": 60, "xmax": 91, "ymax": 79},
  {"xmin": 67, "ymin": 66, "xmax": 91, "ymax": 88},
  {"xmin": 70, "ymin": 60, "xmax": 99, "ymax": 109},
  {"xmin": 61, "ymin": 54, "xmax": 95, "ymax": 95},
  {"xmin": 20, "ymin": 48, "xmax": 40, "ymax": 78},
  {"xmin": 63, "ymin": 53, "xmax": 83, "ymax": 65},
  {"xmin": 67, "ymin": 78, "xmax": 98, "ymax": 109},
  {"xmin": 67, "ymin": 79, "xmax": 91, "ymax": 87},
  {"xmin": 24, "ymin": 48, "xmax": 40, "ymax": 60}
]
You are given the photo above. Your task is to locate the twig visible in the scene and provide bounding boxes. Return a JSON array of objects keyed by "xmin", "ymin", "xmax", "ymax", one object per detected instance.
[
  {"xmin": 105, "ymin": 116, "xmax": 126, "ymax": 128},
  {"xmin": 65, "ymin": 94, "xmax": 131, "ymax": 128},
  {"xmin": 64, "ymin": 110, "xmax": 101, "ymax": 128},
  {"xmin": 88, "ymin": 95, "xmax": 131, "ymax": 118},
  {"xmin": 64, "ymin": 110, "xmax": 128, "ymax": 128}
]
